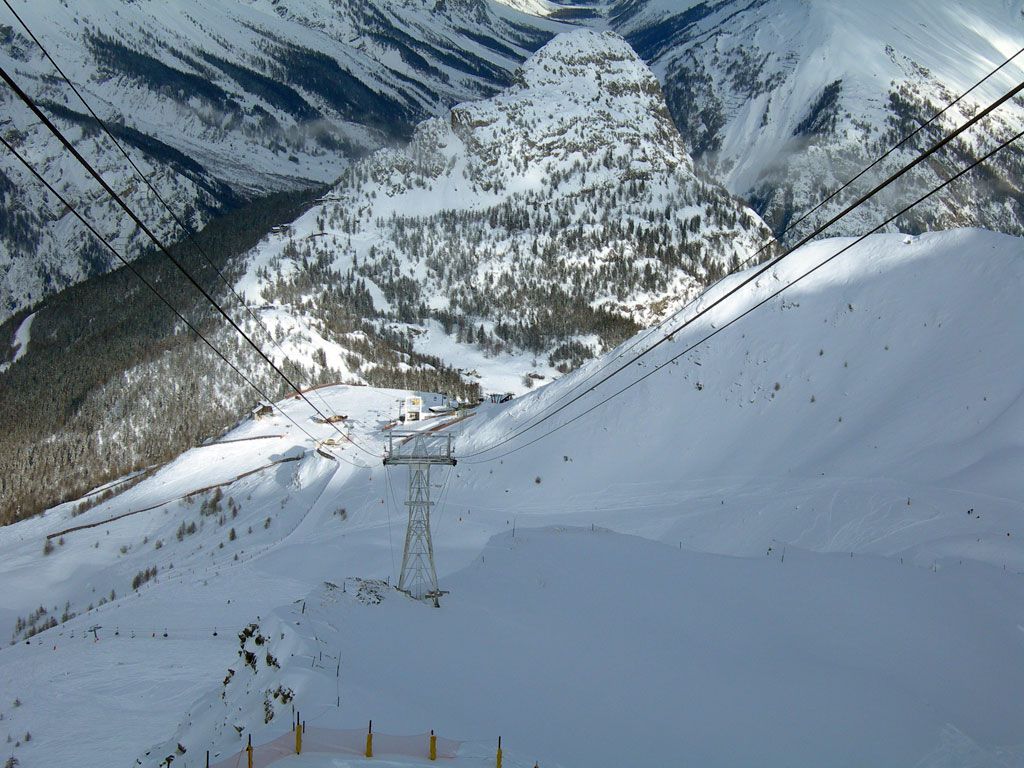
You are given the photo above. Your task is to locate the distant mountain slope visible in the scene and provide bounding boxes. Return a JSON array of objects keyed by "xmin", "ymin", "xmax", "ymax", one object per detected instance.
[
  {"xmin": 239, "ymin": 29, "xmax": 770, "ymax": 380},
  {"xmin": 607, "ymin": 0, "xmax": 1024, "ymax": 241},
  {"xmin": 0, "ymin": 0, "xmax": 566, "ymax": 321}
]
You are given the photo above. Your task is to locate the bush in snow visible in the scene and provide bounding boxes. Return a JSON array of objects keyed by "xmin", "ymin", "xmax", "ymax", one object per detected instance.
[{"xmin": 131, "ymin": 566, "xmax": 158, "ymax": 590}]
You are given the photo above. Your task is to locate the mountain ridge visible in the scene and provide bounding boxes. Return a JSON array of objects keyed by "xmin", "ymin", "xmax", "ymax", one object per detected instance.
[{"xmin": 234, "ymin": 28, "xmax": 770, "ymax": 395}]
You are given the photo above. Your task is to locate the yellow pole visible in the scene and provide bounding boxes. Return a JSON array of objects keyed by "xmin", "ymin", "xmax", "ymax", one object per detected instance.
[
  {"xmin": 496, "ymin": 736, "xmax": 503, "ymax": 768},
  {"xmin": 365, "ymin": 720, "xmax": 374, "ymax": 758},
  {"xmin": 295, "ymin": 718, "xmax": 302, "ymax": 754},
  {"xmin": 246, "ymin": 734, "xmax": 253, "ymax": 768},
  {"xmin": 429, "ymin": 729, "xmax": 437, "ymax": 761}
]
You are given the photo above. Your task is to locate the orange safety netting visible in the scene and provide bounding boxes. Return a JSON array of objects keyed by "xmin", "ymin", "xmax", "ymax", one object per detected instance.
[{"xmin": 211, "ymin": 725, "xmax": 462, "ymax": 767}]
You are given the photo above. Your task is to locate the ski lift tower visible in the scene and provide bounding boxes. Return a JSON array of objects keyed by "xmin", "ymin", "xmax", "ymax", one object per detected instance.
[{"xmin": 383, "ymin": 432, "xmax": 456, "ymax": 607}]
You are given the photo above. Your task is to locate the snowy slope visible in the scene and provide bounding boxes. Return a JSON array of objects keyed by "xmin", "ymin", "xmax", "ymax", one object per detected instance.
[
  {"xmin": 0, "ymin": 309, "xmax": 33, "ymax": 373},
  {"xmin": 0, "ymin": 0, "xmax": 566, "ymax": 321},
  {"xmin": 609, "ymin": 0, "xmax": 1024, "ymax": 240},
  {"xmin": 458, "ymin": 228, "xmax": 1024, "ymax": 568},
  {"xmin": 1, "ymin": 228, "xmax": 1023, "ymax": 767},
  {"xmin": 234, "ymin": 29, "xmax": 770, "ymax": 391}
]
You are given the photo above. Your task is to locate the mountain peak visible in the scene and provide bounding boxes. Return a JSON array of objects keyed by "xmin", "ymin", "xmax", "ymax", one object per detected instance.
[
  {"xmin": 451, "ymin": 29, "xmax": 690, "ymax": 180},
  {"xmin": 228, "ymin": 24, "xmax": 767, "ymax": 394},
  {"xmin": 514, "ymin": 28, "xmax": 651, "ymax": 90}
]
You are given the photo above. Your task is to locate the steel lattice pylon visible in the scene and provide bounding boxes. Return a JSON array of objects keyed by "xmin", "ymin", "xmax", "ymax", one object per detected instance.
[{"xmin": 383, "ymin": 432, "xmax": 456, "ymax": 606}]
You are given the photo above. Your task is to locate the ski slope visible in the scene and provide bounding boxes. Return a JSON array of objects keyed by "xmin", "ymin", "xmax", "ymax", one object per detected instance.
[
  {"xmin": 1, "ymin": 229, "xmax": 1023, "ymax": 767},
  {"xmin": 457, "ymin": 228, "xmax": 1024, "ymax": 570}
]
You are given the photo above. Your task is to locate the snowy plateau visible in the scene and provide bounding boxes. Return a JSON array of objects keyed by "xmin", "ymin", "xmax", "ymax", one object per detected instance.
[
  {"xmin": 0, "ymin": 2, "xmax": 1024, "ymax": 768},
  {"xmin": 1, "ymin": 229, "xmax": 1023, "ymax": 768}
]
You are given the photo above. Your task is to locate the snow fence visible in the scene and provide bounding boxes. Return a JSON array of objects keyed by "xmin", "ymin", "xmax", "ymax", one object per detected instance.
[{"xmin": 211, "ymin": 725, "xmax": 461, "ymax": 767}]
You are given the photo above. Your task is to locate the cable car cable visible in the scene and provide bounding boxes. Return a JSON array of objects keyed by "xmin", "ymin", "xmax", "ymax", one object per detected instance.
[{"xmin": 0, "ymin": 0, "xmax": 343, "ymax": 422}]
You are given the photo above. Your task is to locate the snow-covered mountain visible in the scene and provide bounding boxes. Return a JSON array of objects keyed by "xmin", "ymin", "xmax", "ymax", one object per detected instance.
[
  {"xmin": 607, "ymin": 0, "xmax": 1024, "ymax": 241},
  {"xmin": 1, "ymin": 4, "xmax": 1023, "ymax": 765},
  {"xmin": 0, "ymin": 0, "xmax": 565, "ymax": 321},
  {"xmin": 238, "ymin": 28, "xmax": 770, "ymax": 384},
  {"xmin": 1, "ymin": 228, "xmax": 1022, "ymax": 768},
  {"xmin": 5, "ymin": 0, "xmax": 1024, "ymax": 324}
]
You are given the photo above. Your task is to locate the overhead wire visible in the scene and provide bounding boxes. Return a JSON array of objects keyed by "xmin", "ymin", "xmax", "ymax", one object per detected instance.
[
  {"xmin": 787, "ymin": 44, "xmax": 1024, "ymax": 242},
  {"xmin": 383, "ymin": 465, "xmax": 399, "ymax": 579},
  {"xmin": 494, "ymin": 47, "xmax": 1024, "ymax": 439},
  {"xmin": 0, "ymin": 133, "xmax": 362, "ymax": 469},
  {"xmin": 430, "ymin": 464, "xmax": 456, "ymax": 539},
  {"xmin": 0, "ymin": 62, "xmax": 378, "ymax": 457},
  {"xmin": 462, "ymin": 125, "xmax": 1024, "ymax": 463},
  {"xmin": 462, "ymin": 76, "xmax": 1024, "ymax": 459}
]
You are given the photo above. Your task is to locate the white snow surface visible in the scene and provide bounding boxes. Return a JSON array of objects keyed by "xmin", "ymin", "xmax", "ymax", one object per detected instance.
[
  {"xmin": 0, "ymin": 310, "xmax": 35, "ymax": 373},
  {"xmin": 1, "ymin": 229, "xmax": 1023, "ymax": 767}
]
